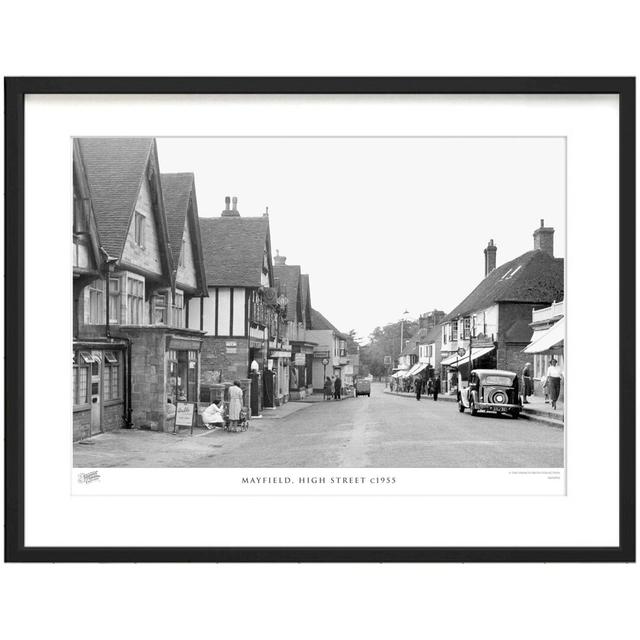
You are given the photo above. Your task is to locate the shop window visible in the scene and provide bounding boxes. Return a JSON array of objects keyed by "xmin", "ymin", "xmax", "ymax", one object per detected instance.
[
  {"xmin": 153, "ymin": 292, "xmax": 168, "ymax": 324},
  {"xmin": 88, "ymin": 279, "xmax": 105, "ymax": 324},
  {"xmin": 134, "ymin": 211, "xmax": 145, "ymax": 247},
  {"xmin": 73, "ymin": 364, "xmax": 89, "ymax": 406},
  {"xmin": 127, "ymin": 277, "xmax": 144, "ymax": 324},
  {"xmin": 109, "ymin": 277, "xmax": 121, "ymax": 324},
  {"xmin": 103, "ymin": 352, "xmax": 121, "ymax": 401}
]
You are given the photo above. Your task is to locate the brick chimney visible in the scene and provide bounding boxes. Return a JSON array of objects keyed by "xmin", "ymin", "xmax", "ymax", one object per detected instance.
[
  {"xmin": 273, "ymin": 249, "xmax": 286, "ymax": 266},
  {"xmin": 221, "ymin": 195, "xmax": 240, "ymax": 217},
  {"xmin": 533, "ymin": 219, "xmax": 554, "ymax": 256},
  {"xmin": 484, "ymin": 239, "xmax": 497, "ymax": 276}
]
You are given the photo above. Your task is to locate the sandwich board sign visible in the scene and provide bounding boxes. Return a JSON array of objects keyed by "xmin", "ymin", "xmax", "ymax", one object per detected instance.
[{"xmin": 176, "ymin": 402, "xmax": 196, "ymax": 435}]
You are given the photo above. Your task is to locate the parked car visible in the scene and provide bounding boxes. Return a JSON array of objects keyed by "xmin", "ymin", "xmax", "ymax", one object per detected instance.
[
  {"xmin": 355, "ymin": 379, "xmax": 371, "ymax": 397},
  {"xmin": 457, "ymin": 369, "xmax": 521, "ymax": 418}
]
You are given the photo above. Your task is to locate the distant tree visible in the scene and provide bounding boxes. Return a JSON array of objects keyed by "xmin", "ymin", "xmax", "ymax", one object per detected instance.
[{"xmin": 360, "ymin": 319, "xmax": 419, "ymax": 377}]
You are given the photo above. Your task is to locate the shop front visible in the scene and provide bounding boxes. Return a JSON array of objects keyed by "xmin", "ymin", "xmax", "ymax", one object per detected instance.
[{"xmin": 73, "ymin": 339, "xmax": 128, "ymax": 441}]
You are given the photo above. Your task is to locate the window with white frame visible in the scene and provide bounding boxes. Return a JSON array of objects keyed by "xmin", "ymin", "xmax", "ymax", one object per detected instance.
[
  {"xmin": 109, "ymin": 277, "xmax": 121, "ymax": 324},
  {"xmin": 153, "ymin": 291, "xmax": 168, "ymax": 324},
  {"xmin": 103, "ymin": 351, "xmax": 121, "ymax": 401},
  {"xmin": 172, "ymin": 291, "xmax": 184, "ymax": 328},
  {"xmin": 450, "ymin": 321, "xmax": 458, "ymax": 341},
  {"xmin": 462, "ymin": 317, "xmax": 471, "ymax": 340},
  {"xmin": 134, "ymin": 211, "xmax": 145, "ymax": 247},
  {"xmin": 427, "ymin": 344, "xmax": 433, "ymax": 357},
  {"xmin": 127, "ymin": 277, "xmax": 144, "ymax": 324},
  {"xmin": 88, "ymin": 279, "xmax": 105, "ymax": 324},
  {"xmin": 73, "ymin": 354, "xmax": 90, "ymax": 406}
]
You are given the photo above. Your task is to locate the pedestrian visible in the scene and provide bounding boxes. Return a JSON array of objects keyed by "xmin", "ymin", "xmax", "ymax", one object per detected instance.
[
  {"xmin": 414, "ymin": 375, "xmax": 422, "ymax": 401},
  {"xmin": 334, "ymin": 374, "xmax": 342, "ymax": 400},
  {"xmin": 389, "ymin": 377, "xmax": 395, "ymax": 392},
  {"xmin": 228, "ymin": 380, "xmax": 244, "ymax": 431},
  {"xmin": 201, "ymin": 400, "xmax": 224, "ymax": 430},
  {"xmin": 541, "ymin": 374, "xmax": 550, "ymax": 403},
  {"xmin": 432, "ymin": 375, "xmax": 441, "ymax": 401},
  {"xmin": 323, "ymin": 376, "xmax": 332, "ymax": 400},
  {"xmin": 521, "ymin": 362, "xmax": 533, "ymax": 404},
  {"xmin": 546, "ymin": 358, "xmax": 563, "ymax": 410},
  {"xmin": 427, "ymin": 378, "xmax": 433, "ymax": 396}
]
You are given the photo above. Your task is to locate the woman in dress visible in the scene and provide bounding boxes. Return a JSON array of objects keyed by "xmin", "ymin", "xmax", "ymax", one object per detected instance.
[
  {"xmin": 228, "ymin": 381, "xmax": 244, "ymax": 431},
  {"xmin": 546, "ymin": 359, "xmax": 563, "ymax": 410},
  {"xmin": 201, "ymin": 400, "xmax": 224, "ymax": 430}
]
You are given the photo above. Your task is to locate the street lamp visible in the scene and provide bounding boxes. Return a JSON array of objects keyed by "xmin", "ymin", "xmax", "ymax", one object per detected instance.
[{"xmin": 400, "ymin": 309, "xmax": 409, "ymax": 357}]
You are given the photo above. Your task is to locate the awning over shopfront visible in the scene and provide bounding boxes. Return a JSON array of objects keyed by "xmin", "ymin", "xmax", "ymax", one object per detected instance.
[
  {"xmin": 441, "ymin": 346, "xmax": 495, "ymax": 367},
  {"xmin": 406, "ymin": 362, "xmax": 428, "ymax": 376},
  {"xmin": 392, "ymin": 369, "xmax": 410, "ymax": 378},
  {"xmin": 524, "ymin": 318, "xmax": 565, "ymax": 354}
]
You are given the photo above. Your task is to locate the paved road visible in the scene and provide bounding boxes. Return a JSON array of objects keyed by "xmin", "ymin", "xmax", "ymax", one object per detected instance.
[
  {"xmin": 74, "ymin": 383, "xmax": 564, "ymax": 468},
  {"xmin": 187, "ymin": 382, "xmax": 563, "ymax": 468}
]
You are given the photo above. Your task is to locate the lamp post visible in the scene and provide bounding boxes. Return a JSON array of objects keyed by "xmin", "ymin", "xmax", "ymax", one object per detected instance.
[{"xmin": 399, "ymin": 309, "xmax": 409, "ymax": 359}]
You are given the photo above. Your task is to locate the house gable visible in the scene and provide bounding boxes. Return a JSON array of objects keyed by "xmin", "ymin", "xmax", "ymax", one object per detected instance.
[{"xmin": 121, "ymin": 174, "xmax": 164, "ymax": 276}]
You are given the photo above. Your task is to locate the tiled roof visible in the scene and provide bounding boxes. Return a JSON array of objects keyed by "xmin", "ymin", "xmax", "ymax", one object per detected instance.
[
  {"xmin": 443, "ymin": 250, "xmax": 564, "ymax": 321},
  {"xmin": 76, "ymin": 137, "xmax": 154, "ymax": 258},
  {"xmin": 310, "ymin": 308, "xmax": 348, "ymax": 339},
  {"xmin": 161, "ymin": 173, "xmax": 193, "ymax": 267},
  {"xmin": 273, "ymin": 264, "xmax": 301, "ymax": 322},
  {"xmin": 199, "ymin": 216, "xmax": 270, "ymax": 287},
  {"xmin": 300, "ymin": 274, "xmax": 312, "ymax": 326},
  {"xmin": 413, "ymin": 324, "xmax": 442, "ymax": 345}
]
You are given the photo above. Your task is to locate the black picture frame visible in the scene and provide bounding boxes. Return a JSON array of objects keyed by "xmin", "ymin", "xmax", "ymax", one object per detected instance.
[{"xmin": 4, "ymin": 77, "xmax": 635, "ymax": 563}]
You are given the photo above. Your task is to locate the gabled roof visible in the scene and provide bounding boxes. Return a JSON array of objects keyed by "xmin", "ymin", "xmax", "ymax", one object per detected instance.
[
  {"xmin": 161, "ymin": 173, "xmax": 194, "ymax": 266},
  {"xmin": 76, "ymin": 137, "xmax": 157, "ymax": 259},
  {"xmin": 443, "ymin": 250, "xmax": 564, "ymax": 321},
  {"xmin": 300, "ymin": 274, "xmax": 312, "ymax": 327},
  {"xmin": 273, "ymin": 264, "xmax": 301, "ymax": 322},
  {"xmin": 309, "ymin": 308, "xmax": 348, "ymax": 339},
  {"xmin": 199, "ymin": 216, "xmax": 271, "ymax": 287},
  {"xmin": 161, "ymin": 173, "xmax": 207, "ymax": 295}
]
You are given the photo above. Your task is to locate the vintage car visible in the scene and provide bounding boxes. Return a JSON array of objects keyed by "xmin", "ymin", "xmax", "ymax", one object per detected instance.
[
  {"xmin": 457, "ymin": 369, "xmax": 521, "ymax": 418},
  {"xmin": 355, "ymin": 378, "xmax": 371, "ymax": 397}
]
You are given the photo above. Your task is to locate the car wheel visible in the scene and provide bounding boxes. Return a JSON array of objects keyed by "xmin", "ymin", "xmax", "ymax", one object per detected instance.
[
  {"xmin": 470, "ymin": 399, "xmax": 478, "ymax": 416},
  {"xmin": 458, "ymin": 400, "xmax": 465, "ymax": 413}
]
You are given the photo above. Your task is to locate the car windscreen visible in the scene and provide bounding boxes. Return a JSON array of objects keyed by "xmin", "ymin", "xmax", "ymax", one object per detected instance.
[{"xmin": 482, "ymin": 375, "xmax": 514, "ymax": 386}]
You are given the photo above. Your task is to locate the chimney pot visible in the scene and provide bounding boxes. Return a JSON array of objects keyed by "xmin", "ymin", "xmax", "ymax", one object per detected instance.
[
  {"xmin": 222, "ymin": 195, "xmax": 240, "ymax": 217},
  {"xmin": 533, "ymin": 220, "xmax": 554, "ymax": 256},
  {"xmin": 484, "ymin": 239, "xmax": 497, "ymax": 276}
]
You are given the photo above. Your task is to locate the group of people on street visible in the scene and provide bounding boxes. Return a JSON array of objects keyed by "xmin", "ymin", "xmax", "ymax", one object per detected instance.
[
  {"xmin": 390, "ymin": 374, "xmax": 440, "ymax": 401},
  {"xmin": 323, "ymin": 375, "xmax": 343, "ymax": 400},
  {"xmin": 414, "ymin": 375, "xmax": 441, "ymax": 402},
  {"xmin": 521, "ymin": 359, "xmax": 563, "ymax": 410}
]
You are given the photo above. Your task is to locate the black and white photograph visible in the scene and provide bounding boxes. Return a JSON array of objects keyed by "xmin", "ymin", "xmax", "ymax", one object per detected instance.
[{"xmin": 72, "ymin": 136, "xmax": 566, "ymax": 471}]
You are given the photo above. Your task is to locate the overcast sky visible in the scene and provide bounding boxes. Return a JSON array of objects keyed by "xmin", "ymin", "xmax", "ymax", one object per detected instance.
[{"xmin": 156, "ymin": 137, "xmax": 565, "ymax": 342}]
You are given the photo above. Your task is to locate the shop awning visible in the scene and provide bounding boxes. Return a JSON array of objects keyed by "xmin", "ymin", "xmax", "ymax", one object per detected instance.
[
  {"xmin": 406, "ymin": 362, "xmax": 428, "ymax": 376},
  {"xmin": 441, "ymin": 346, "xmax": 495, "ymax": 367},
  {"xmin": 524, "ymin": 318, "xmax": 565, "ymax": 354}
]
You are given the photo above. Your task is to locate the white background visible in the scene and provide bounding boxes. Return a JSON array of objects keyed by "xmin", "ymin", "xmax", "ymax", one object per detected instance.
[
  {"xmin": 1, "ymin": 2, "xmax": 638, "ymax": 639},
  {"xmin": 28, "ymin": 95, "xmax": 607, "ymax": 547}
]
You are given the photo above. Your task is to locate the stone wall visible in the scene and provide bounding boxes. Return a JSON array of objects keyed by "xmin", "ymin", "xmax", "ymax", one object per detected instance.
[
  {"xmin": 118, "ymin": 327, "xmax": 168, "ymax": 431},
  {"xmin": 200, "ymin": 336, "xmax": 250, "ymax": 390},
  {"xmin": 73, "ymin": 402, "xmax": 124, "ymax": 442}
]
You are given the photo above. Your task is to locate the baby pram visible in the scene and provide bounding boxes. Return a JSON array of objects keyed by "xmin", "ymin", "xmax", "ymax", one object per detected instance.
[{"xmin": 223, "ymin": 401, "xmax": 249, "ymax": 432}]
